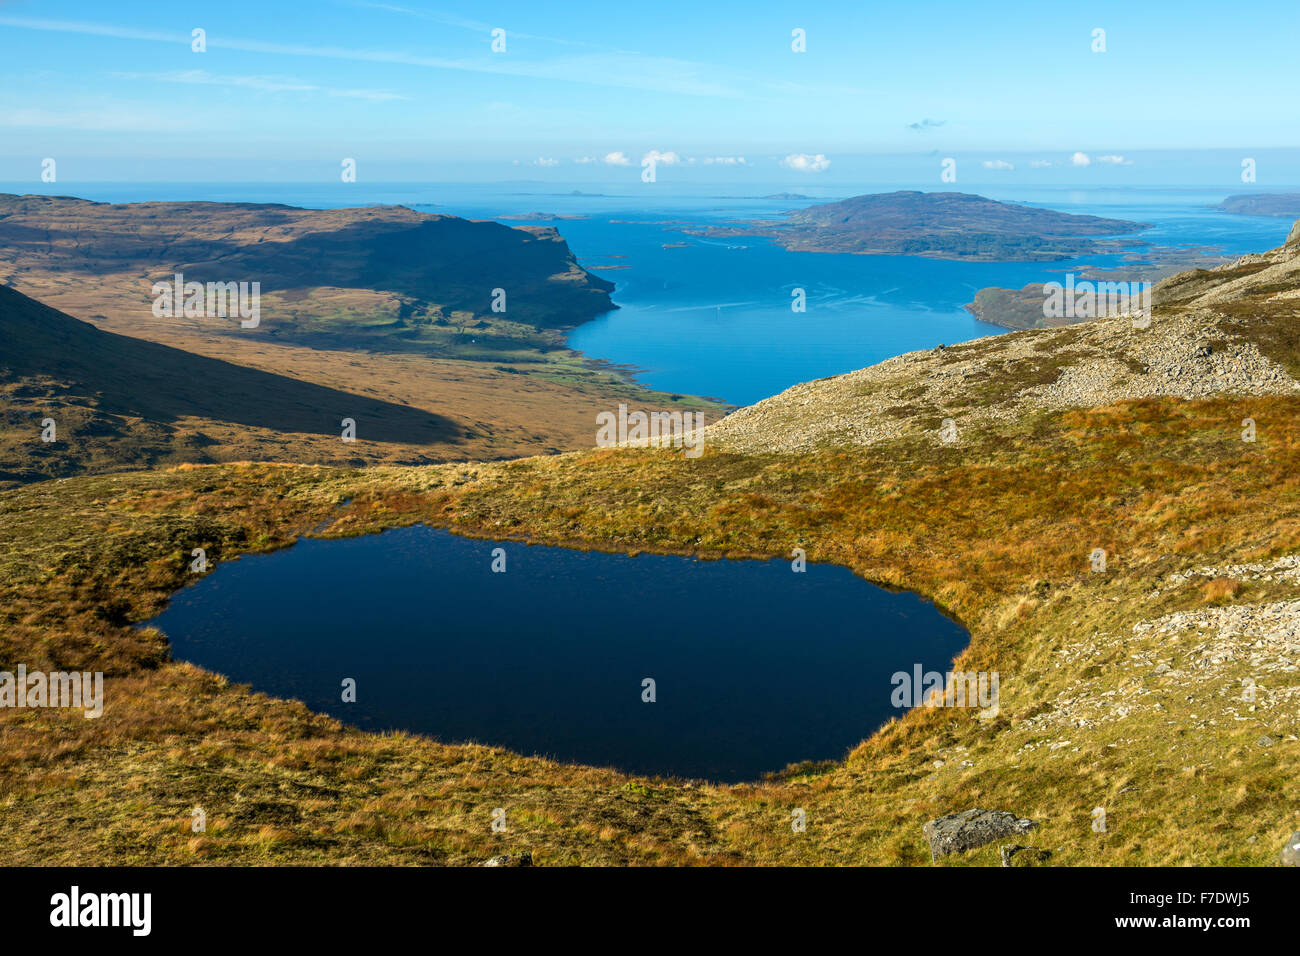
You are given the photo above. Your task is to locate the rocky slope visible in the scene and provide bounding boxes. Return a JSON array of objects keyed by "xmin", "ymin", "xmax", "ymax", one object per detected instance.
[{"xmin": 707, "ymin": 218, "xmax": 1300, "ymax": 454}]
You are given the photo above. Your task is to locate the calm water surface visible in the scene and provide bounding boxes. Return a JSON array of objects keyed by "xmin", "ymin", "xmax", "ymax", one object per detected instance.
[
  {"xmin": 147, "ymin": 526, "xmax": 968, "ymax": 782},
  {"xmin": 10, "ymin": 181, "xmax": 1291, "ymax": 404}
]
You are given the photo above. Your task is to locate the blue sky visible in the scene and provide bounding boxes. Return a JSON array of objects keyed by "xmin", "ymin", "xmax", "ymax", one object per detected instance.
[{"xmin": 1, "ymin": 0, "xmax": 1297, "ymax": 182}]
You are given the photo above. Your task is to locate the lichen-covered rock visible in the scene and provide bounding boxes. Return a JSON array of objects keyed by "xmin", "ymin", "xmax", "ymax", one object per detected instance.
[
  {"xmin": 923, "ymin": 809, "xmax": 1037, "ymax": 861},
  {"xmin": 1001, "ymin": 844, "xmax": 1053, "ymax": 867}
]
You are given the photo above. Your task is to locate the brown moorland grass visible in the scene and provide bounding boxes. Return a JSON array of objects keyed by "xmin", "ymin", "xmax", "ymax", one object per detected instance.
[
  {"xmin": 0, "ymin": 196, "xmax": 729, "ymax": 483},
  {"xmin": 1, "ymin": 391, "xmax": 1297, "ymax": 865}
]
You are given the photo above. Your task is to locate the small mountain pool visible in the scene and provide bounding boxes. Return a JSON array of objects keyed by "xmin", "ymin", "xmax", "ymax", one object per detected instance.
[{"xmin": 146, "ymin": 525, "xmax": 968, "ymax": 782}]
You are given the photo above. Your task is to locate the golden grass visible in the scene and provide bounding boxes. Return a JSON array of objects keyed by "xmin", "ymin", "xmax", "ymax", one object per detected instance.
[{"xmin": 1, "ymin": 390, "xmax": 1297, "ymax": 865}]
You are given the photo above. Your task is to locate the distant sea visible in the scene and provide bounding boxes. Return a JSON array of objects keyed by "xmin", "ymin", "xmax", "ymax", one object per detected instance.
[{"xmin": 6, "ymin": 181, "xmax": 1295, "ymax": 405}]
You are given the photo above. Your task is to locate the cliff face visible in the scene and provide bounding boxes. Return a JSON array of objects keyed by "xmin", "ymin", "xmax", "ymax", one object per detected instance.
[{"xmin": 0, "ymin": 194, "xmax": 615, "ymax": 336}]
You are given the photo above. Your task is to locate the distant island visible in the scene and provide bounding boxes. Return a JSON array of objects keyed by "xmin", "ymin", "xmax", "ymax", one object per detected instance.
[
  {"xmin": 510, "ymin": 190, "xmax": 608, "ymax": 198},
  {"xmin": 1215, "ymin": 194, "xmax": 1300, "ymax": 217},
  {"xmin": 686, "ymin": 190, "xmax": 1149, "ymax": 262},
  {"xmin": 498, "ymin": 211, "xmax": 590, "ymax": 221}
]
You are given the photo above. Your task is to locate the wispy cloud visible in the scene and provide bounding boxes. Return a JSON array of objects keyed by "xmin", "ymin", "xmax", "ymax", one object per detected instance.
[
  {"xmin": 113, "ymin": 69, "xmax": 406, "ymax": 101},
  {"xmin": 982, "ymin": 159, "xmax": 1014, "ymax": 171},
  {"xmin": 0, "ymin": 16, "xmax": 179, "ymax": 44},
  {"xmin": 1096, "ymin": 154, "xmax": 1132, "ymax": 165},
  {"xmin": 907, "ymin": 118, "xmax": 945, "ymax": 131},
  {"xmin": 0, "ymin": 103, "xmax": 201, "ymax": 131},
  {"xmin": 341, "ymin": 1, "xmax": 636, "ymax": 53},
  {"xmin": 0, "ymin": 15, "xmax": 741, "ymax": 99}
]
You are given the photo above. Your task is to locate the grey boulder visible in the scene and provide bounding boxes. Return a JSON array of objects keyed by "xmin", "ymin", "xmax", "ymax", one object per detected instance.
[
  {"xmin": 924, "ymin": 809, "xmax": 1038, "ymax": 861},
  {"xmin": 1282, "ymin": 832, "xmax": 1300, "ymax": 866}
]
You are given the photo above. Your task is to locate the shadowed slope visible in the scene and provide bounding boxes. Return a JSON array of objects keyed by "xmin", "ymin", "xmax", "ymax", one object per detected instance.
[{"xmin": 0, "ymin": 284, "xmax": 459, "ymax": 484}]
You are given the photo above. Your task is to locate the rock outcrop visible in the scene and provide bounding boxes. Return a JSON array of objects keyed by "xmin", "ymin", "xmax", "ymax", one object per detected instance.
[
  {"xmin": 923, "ymin": 809, "xmax": 1037, "ymax": 861},
  {"xmin": 1282, "ymin": 833, "xmax": 1300, "ymax": 866}
]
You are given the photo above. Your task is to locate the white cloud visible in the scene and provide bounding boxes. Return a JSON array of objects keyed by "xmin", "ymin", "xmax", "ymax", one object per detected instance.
[
  {"xmin": 1096, "ymin": 154, "xmax": 1132, "ymax": 166},
  {"xmin": 531, "ymin": 156, "xmax": 559, "ymax": 167},
  {"xmin": 1029, "ymin": 159, "xmax": 1054, "ymax": 168},
  {"xmin": 780, "ymin": 152, "xmax": 830, "ymax": 173},
  {"xmin": 603, "ymin": 151, "xmax": 631, "ymax": 166},
  {"xmin": 642, "ymin": 149, "xmax": 681, "ymax": 166},
  {"xmin": 701, "ymin": 156, "xmax": 747, "ymax": 165},
  {"xmin": 1071, "ymin": 152, "xmax": 1092, "ymax": 167},
  {"xmin": 982, "ymin": 159, "xmax": 1015, "ymax": 171}
]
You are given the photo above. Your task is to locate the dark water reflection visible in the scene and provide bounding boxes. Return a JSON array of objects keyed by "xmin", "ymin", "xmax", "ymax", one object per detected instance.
[{"xmin": 148, "ymin": 526, "xmax": 968, "ymax": 782}]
